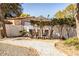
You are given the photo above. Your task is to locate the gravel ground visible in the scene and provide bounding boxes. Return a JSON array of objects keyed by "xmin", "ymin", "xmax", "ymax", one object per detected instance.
[
  {"xmin": 0, "ymin": 39, "xmax": 65, "ymax": 56},
  {"xmin": 0, "ymin": 43, "xmax": 39, "ymax": 56}
]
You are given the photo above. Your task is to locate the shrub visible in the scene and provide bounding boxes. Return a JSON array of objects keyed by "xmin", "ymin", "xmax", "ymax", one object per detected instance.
[
  {"xmin": 64, "ymin": 37, "xmax": 79, "ymax": 46},
  {"xmin": 19, "ymin": 29, "xmax": 27, "ymax": 36},
  {"xmin": 75, "ymin": 45, "xmax": 79, "ymax": 50}
]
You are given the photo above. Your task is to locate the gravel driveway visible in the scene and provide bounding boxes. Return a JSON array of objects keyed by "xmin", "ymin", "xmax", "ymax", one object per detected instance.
[{"xmin": 0, "ymin": 39, "xmax": 65, "ymax": 56}]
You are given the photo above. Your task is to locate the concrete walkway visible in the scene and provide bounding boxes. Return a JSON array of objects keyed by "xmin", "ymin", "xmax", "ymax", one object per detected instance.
[{"xmin": 0, "ymin": 39, "xmax": 65, "ymax": 56}]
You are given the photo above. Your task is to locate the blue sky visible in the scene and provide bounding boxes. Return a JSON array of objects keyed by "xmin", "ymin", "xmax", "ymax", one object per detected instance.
[{"xmin": 22, "ymin": 3, "xmax": 70, "ymax": 18}]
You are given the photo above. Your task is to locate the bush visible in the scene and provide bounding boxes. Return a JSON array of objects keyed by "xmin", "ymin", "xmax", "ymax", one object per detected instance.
[
  {"xmin": 64, "ymin": 37, "xmax": 79, "ymax": 46},
  {"xmin": 75, "ymin": 45, "xmax": 79, "ymax": 50},
  {"xmin": 19, "ymin": 29, "xmax": 27, "ymax": 36}
]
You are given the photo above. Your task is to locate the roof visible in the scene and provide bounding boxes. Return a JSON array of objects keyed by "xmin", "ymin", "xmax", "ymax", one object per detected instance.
[
  {"xmin": 5, "ymin": 16, "xmax": 35, "ymax": 20},
  {"xmin": 0, "ymin": 20, "xmax": 12, "ymax": 24},
  {"xmin": 4, "ymin": 20, "xmax": 13, "ymax": 24},
  {"xmin": 5, "ymin": 16, "xmax": 51, "ymax": 22},
  {"xmin": 31, "ymin": 16, "xmax": 51, "ymax": 22}
]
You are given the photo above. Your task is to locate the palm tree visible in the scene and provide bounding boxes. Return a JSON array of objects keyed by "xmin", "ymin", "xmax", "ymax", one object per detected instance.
[{"xmin": 0, "ymin": 3, "xmax": 22, "ymax": 37}]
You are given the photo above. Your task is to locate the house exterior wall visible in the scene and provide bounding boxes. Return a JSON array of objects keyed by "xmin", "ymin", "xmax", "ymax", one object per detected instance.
[
  {"xmin": 23, "ymin": 22, "xmax": 34, "ymax": 32},
  {"xmin": 8, "ymin": 20, "xmax": 15, "ymax": 25},
  {"xmin": 6, "ymin": 24, "xmax": 24, "ymax": 37},
  {"xmin": 14, "ymin": 20, "xmax": 21, "ymax": 25}
]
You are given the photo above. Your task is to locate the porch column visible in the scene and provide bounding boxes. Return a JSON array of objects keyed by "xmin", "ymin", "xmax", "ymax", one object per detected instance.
[{"xmin": 0, "ymin": 30, "xmax": 3, "ymax": 39}]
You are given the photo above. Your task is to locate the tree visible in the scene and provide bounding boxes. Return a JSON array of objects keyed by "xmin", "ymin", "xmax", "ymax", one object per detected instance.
[
  {"xmin": 0, "ymin": 3, "xmax": 23, "ymax": 37},
  {"xmin": 63, "ymin": 4, "xmax": 76, "ymax": 19},
  {"xmin": 63, "ymin": 4, "xmax": 76, "ymax": 38},
  {"xmin": 52, "ymin": 4, "xmax": 77, "ymax": 39},
  {"xmin": 52, "ymin": 17, "xmax": 76, "ymax": 39},
  {"xmin": 54, "ymin": 10, "xmax": 65, "ymax": 19},
  {"xmin": 64, "ymin": 18, "xmax": 76, "ymax": 38},
  {"xmin": 51, "ymin": 18, "xmax": 58, "ymax": 38},
  {"xmin": 54, "ymin": 10, "xmax": 65, "ymax": 39}
]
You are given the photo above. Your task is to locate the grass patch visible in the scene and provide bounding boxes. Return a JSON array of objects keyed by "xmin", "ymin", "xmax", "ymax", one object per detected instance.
[
  {"xmin": 64, "ymin": 37, "xmax": 79, "ymax": 46},
  {"xmin": 75, "ymin": 45, "xmax": 79, "ymax": 50},
  {"xmin": 55, "ymin": 37, "xmax": 79, "ymax": 55}
]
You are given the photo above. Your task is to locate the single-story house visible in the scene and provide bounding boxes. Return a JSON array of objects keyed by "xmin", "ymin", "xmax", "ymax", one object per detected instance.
[
  {"xmin": 1, "ymin": 16, "xmax": 76, "ymax": 39},
  {"xmin": 6, "ymin": 16, "xmax": 52, "ymax": 38}
]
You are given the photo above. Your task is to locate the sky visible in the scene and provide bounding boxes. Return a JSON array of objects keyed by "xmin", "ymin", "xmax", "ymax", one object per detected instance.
[{"xmin": 22, "ymin": 3, "xmax": 70, "ymax": 18}]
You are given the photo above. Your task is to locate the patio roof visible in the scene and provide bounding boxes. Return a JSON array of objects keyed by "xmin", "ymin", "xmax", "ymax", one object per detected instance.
[
  {"xmin": 5, "ymin": 16, "xmax": 35, "ymax": 20},
  {"xmin": 0, "ymin": 20, "xmax": 12, "ymax": 24},
  {"xmin": 5, "ymin": 16, "xmax": 51, "ymax": 22}
]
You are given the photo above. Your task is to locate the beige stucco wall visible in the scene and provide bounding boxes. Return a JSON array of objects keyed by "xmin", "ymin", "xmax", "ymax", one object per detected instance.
[
  {"xmin": 8, "ymin": 20, "xmax": 15, "ymax": 25},
  {"xmin": 14, "ymin": 20, "xmax": 21, "ymax": 25},
  {"xmin": 6, "ymin": 24, "xmax": 24, "ymax": 37}
]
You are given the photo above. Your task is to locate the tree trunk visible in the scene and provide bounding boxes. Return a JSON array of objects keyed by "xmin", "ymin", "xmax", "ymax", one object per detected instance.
[
  {"xmin": 50, "ymin": 29, "xmax": 53, "ymax": 39},
  {"xmin": 2, "ymin": 21, "xmax": 7, "ymax": 37},
  {"xmin": 39, "ymin": 27, "xmax": 42, "ymax": 38},
  {"xmin": 0, "ymin": 6, "xmax": 7, "ymax": 38},
  {"xmin": 60, "ymin": 25, "xmax": 63, "ymax": 39},
  {"xmin": 75, "ymin": 4, "xmax": 79, "ymax": 38},
  {"xmin": 40, "ymin": 27, "xmax": 43, "ymax": 38},
  {"xmin": 67, "ymin": 29, "xmax": 70, "ymax": 38},
  {"xmin": 66, "ymin": 26, "xmax": 70, "ymax": 38},
  {"xmin": 49, "ymin": 26, "xmax": 53, "ymax": 39}
]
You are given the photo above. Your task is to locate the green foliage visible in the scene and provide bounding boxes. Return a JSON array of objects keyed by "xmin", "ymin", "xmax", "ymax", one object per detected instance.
[
  {"xmin": 53, "ymin": 4, "xmax": 76, "ymax": 28},
  {"xmin": 64, "ymin": 37, "xmax": 79, "ymax": 50},
  {"xmin": 0, "ymin": 3, "xmax": 23, "ymax": 18},
  {"xmin": 51, "ymin": 18, "xmax": 65, "ymax": 26},
  {"xmin": 51, "ymin": 18, "xmax": 76, "ymax": 28},
  {"xmin": 19, "ymin": 29, "xmax": 27, "ymax": 36},
  {"xmin": 75, "ymin": 45, "xmax": 79, "ymax": 50},
  {"xmin": 20, "ymin": 13, "xmax": 30, "ymax": 17},
  {"xmin": 65, "ymin": 18, "xmax": 76, "ymax": 28},
  {"xmin": 64, "ymin": 37, "xmax": 79, "ymax": 46},
  {"xmin": 54, "ymin": 11, "xmax": 65, "ymax": 19},
  {"xmin": 0, "ymin": 3, "xmax": 23, "ymax": 37}
]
